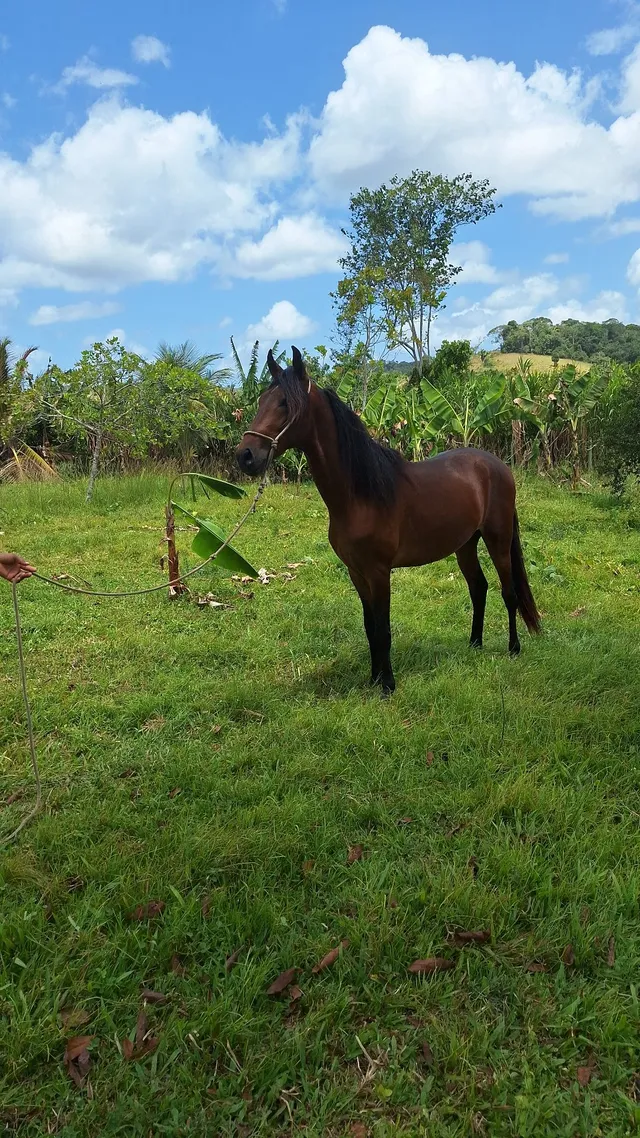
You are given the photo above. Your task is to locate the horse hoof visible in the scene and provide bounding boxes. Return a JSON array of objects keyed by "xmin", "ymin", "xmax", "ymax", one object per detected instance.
[
  {"xmin": 469, "ymin": 638, "xmax": 483, "ymax": 649},
  {"xmin": 509, "ymin": 642, "xmax": 521, "ymax": 657}
]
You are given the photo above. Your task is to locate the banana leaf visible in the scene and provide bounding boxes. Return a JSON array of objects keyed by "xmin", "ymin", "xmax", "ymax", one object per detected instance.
[
  {"xmin": 171, "ymin": 502, "xmax": 258, "ymax": 577},
  {"xmin": 183, "ymin": 473, "xmax": 246, "ymax": 499}
]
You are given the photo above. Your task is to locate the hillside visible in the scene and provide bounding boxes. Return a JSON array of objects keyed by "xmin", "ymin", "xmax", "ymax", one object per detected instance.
[{"xmin": 471, "ymin": 352, "xmax": 590, "ymax": 375}]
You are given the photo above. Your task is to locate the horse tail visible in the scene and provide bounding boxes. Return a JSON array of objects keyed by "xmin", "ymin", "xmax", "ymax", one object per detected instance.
[{"xmin": 511, "ymin": 511, "xmax": 541, "ymax": 634}]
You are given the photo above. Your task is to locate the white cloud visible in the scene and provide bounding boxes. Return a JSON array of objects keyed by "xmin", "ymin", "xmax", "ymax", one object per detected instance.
[
  {"xmin": 272, "ymin": 0, "xmax": 287, "ymax": 13},
  {"xmin": 0, "ymin": 98, "xmax": 302, "ymax": 296},
  {"xmin": 131, "ymin": 35, "xmax": 170, "ymax": 68},
  {"xmin": 231, "ymin": 214, "xmax": 347, "ymax": 280},
  {"xmin": 0, "ymin": 35, "xmax": 9, "ymax": 52},
  {"xmin": 608, "ymin": 216, "xmax": 640, "ymax": 234},
  {"xmin": 547, "ymin": 291, "xmax": 629, "ymax": 322},
  {"xmin": 244, "ymin": 301, "xmax": 317, "ymax": 345},
  {"xmin": 586, "ymin": 24, "xmax": 639, "ymax": 55},
  {"xmin": 1, "ymin": 92, "xmax": 16, "ymax": 109},
  {"xmin": 628, "ymin": 247, "xmax": 640, "ymax": 287},
  {"xmin": 54, "ymin": 56, "xmax": 139, "ymax": 92},
  {"xmin": 620, "ymin": 42, "xmax": 640, "ymax": 111},
  {"xmin": 433, "ymin": 273, "xmax": 628, "ymax": 349},
  {"xmin": 308, "ymin": 25, "xmax": 640, "ymax": 220},
  {"xmin": 219, "ymin": 316, "xmax": 233, "ymax": 328},
  {"xmin": 544, "ymin": 252, "xmax": 570, "ymax": 264},
  {"xmin": 29, "ymin": 300, "xmax": 121, "ymax": 325},
  {"xmin": 450, "ymin": 240, "xmax": 500, "ymax": 284}
]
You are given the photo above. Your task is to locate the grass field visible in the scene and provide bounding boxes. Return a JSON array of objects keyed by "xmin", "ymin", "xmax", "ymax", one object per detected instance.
[
  {"xmin": 1, "ymin": 473, "xmax": 640, "ymax": 1137},
  {"xmin": 471, "ymin": 353, "xmax": 590, "ymax": 375}
]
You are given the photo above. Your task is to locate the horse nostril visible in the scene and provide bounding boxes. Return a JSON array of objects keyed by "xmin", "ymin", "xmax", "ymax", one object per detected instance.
[{"xmin": 241, "ymin": 448, "xmax": 254, "ymax": 469}]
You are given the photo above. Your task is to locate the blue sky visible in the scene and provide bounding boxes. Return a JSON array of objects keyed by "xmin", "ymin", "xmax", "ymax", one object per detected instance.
[{"xmin": 1, "ymin": 0, "xmax": 640, "ymax": 371}]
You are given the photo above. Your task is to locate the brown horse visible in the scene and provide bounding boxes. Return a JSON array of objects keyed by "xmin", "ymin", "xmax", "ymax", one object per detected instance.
[{"xmin": 237, "ymin": 346, "xmax": 540, "ymax": 695}]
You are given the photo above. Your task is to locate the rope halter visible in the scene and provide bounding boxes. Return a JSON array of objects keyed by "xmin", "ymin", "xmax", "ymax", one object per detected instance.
[{"xmin": 242, "ymin": 376, "xmax": 311, "ymax": 467}]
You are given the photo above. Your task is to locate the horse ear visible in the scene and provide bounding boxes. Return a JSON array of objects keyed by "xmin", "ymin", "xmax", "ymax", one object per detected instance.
[
  {"xmin": 291, "ymin": 345, "xmax": 307, "ymax": 382},
  {"xmin": 266, "ymin": 348, "xmax": 283, "ymax": 381}
]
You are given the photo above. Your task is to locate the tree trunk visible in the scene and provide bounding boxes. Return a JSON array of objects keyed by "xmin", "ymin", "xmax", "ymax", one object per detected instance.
[
  {"xmin": 165, "ymin": 504, "xmax": 187, "ymax": 598},
  {"xmin": 511, "ymin": 420, "xmax": 524, "ymax": 466},
  {"xmin": 86, "ymin": 428, "xmax": 103, "ymax": 503}
]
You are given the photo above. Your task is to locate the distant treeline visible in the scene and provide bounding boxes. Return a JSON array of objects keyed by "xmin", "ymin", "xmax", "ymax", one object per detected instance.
[{"xmin": 495, "ymin": 317, "xmax": 640, "ymax": 364}]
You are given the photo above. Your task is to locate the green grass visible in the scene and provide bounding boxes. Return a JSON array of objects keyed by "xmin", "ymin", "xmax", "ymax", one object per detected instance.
[{"xmin": 1, "ymin": 472, "xmax": 640, "ymax": 1137}]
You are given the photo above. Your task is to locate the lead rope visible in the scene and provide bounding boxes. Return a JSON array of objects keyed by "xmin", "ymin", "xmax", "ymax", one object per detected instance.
[{"xmin": 2, "ymin": 445, "xmax": 276, "ymax": 845}]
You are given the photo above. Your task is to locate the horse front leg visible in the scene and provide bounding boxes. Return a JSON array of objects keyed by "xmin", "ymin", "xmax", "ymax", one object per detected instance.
[
  {"xmin": 348, "ymin": 568, "xmax": 379, "ymax": 684},
  {"xmin": 355, "ymin": 567, "xmax": 394, "ymax": 697},
  {"xmin": 370, "ymin": 570, "xmax": 395, "ymax": 696}
]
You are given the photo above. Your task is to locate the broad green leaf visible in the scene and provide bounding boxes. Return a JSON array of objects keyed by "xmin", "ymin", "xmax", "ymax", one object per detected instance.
[
  {"xmin": 470, "ymin": 377, "xmax": 508, "ymax": 433},
  {"xmin": 171, "ymin": 502, "xmax": 258, "ymax": 577},
  {"xmin": 419, "ymin": 378, "xmax": 464, "ymax": 436},
  {"xmin": 183, "ymin": 472, "xmax": 246, "ymax": 499}
]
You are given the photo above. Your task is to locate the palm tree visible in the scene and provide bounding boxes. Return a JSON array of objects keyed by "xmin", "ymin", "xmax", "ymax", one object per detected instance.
[
  {"xmin": 0, "ymin": 339, "xmax": 58, "ymax": 482},
  {"xmin": 155, "ymin": 340, "xmax": 232, "ymax": 383}
]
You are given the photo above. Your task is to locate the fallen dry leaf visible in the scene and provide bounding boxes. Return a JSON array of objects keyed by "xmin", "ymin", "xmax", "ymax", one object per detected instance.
[
  {"xmin": 122, "ymin": 1012, "xmax": 160, "ymax": 1062},
  {"xmin": 525, "ymin": 962, "xmax": 548, "ymax": 973},
  {"xmin": 302, "ymin": 859, "xmax": 315, "ymax": 875},
  {"xmin": 141, "ymin": 989, "xmax": 168, "ymax": 1005},
  {"xmin": 171, "ymin": 955, "xmax": 186, "ymax": 977},
  {"xmin": 408, "ymin": 958, "xmax": 455, "ymax": 975},
  {"xmin": 225, "ymin": 947, "xmax": 243, "ymax": 973},
  {"xmin": 135, "ymin": 1011, "xmax": 148, "ymax": 1050},
  {"xmin": 607, "ymin": 936, "xmax": 616, "ymax": 967},
  {"xmin": 570, "ymin": 606, "xmax": 586, "ymax": 618},
  {"xmin": 426, "ymin": 751, "xmax": 434, "ymax": 767},
  {"xmin": 350, "ymin": 1124, "xmax": 367, "ymax": 1138},
  {"xmin": 398, "ymin": 817, "xmax": 413, "ymax": 826},
  {"xmin": 451, "ymin": 929, "xmax": 491, "ymax": 946},
  {"xmin": 60, "ymin": 1008, "xmax": 91, "ymax": 1030},
  {"xmin": 168, "ymin": 787, "xmax": 182, "ymax": 799},
  {"xmin": 118, "ymin": 767, "xmax": 137, "ymax": 779},
  {"xmin": 128, "ymin": 900, "xmax": 165, "ymax": 921},
  {"xmin": 64, "ymin": 1035, "xmax": 93, "ymax": 1090},
  {"xmin": 561, "ymin": 944, "xmax": 575, "ymax": 966},
  {"xmin": 201, "ymin": 895, "xmax": 212, "ymax": 918},
  {"xmin": 577, "ymin": 1064, "xmax": 594, "ymax": 1087},
  {"xmin": 4, "ymin": 791, "xmax": 23, "ymax": 806},
  {"xmin": 420, "ymin": 1041, "xmax": 435, "ymax": 1067},
  {"xmin": 347, "ymin": 845, "xmax": 364, "ymax": 864},
  {"xmin": 267, "ymin": 967, "xmax": 298, "ymax": 996},
  {"xmin": 288, "ymin": 985, "xmax": 303, "ymax": 1002},
  {"xmin": 388, "ymin": 897, "xmax": 398, "ymax": 909},
  {"xmin": 312, "ymin": 940, "xmax": 349, "ymax": 973}
]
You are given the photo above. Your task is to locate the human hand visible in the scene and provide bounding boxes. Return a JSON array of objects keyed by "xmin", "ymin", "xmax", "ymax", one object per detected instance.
[{"xmin": 0, "ymin": 553, "xmax": 37, "ymax": 584}]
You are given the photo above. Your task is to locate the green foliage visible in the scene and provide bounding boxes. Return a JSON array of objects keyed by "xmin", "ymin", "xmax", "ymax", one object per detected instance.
[
  {"xmin": 338, "ymin": 169, "xmax": 498, "ymax": 366},
  {"xmin": 171, "ymin": 501, "xmax": 258, "ymax": 577},
  {"xmin": 497, "ymin": 316, "xmax": 640, "ymax": 364},
  {"xmin": 594, "ymin": 362, "xmax": 640, "ymax": 490}
]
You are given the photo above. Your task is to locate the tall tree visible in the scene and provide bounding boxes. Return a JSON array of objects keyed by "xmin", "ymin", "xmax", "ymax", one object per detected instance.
[
  {"xmin": 336, "ymin": 170, "xmax": 498, "ymax": 367},
  {"xmin": 42, "ymin": 338, "xmax": 143, "ymax": 501}
]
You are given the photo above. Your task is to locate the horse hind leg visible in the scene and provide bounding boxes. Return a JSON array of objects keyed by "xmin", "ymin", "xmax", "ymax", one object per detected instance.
[
  {"xmin": 455, "ymin": 532, "xmax": 488, "ymax": 649},
  {"xmin": 482, "ymin": 527, "xmax": 520, "ymax": 656}
]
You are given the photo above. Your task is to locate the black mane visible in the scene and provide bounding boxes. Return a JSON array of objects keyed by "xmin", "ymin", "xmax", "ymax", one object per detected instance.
[
  {"xmin": 323, "ymin": 387, "xmax": 404, "ymax": 507},
  {"xmin": 270, "ymin": 365, "xmax": 309, "ymax": 425}
]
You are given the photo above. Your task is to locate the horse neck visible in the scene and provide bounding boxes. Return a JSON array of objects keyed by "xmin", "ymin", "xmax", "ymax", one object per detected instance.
[{"xmin": 300, "ymin": 390, "xmax": 350, "ymax": 517}]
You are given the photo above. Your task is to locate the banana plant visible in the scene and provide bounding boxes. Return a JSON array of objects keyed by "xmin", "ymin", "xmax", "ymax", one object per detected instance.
[
  {"xmin": 165, "ymin": 471, "xmax": 258, "ymax": 596},
  {"xmin": 554, "ymin": 365, "xmax": 609, "ymax": 487},
  {"xmin": 419, "ymin": 375, "xmax": 507, "ymax": 448}
]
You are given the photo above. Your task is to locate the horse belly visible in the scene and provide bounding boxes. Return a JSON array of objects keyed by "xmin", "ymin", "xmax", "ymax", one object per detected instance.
[{"xmin": 392, "ymin": 504, "xmax": 481, "ymax": 568}]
